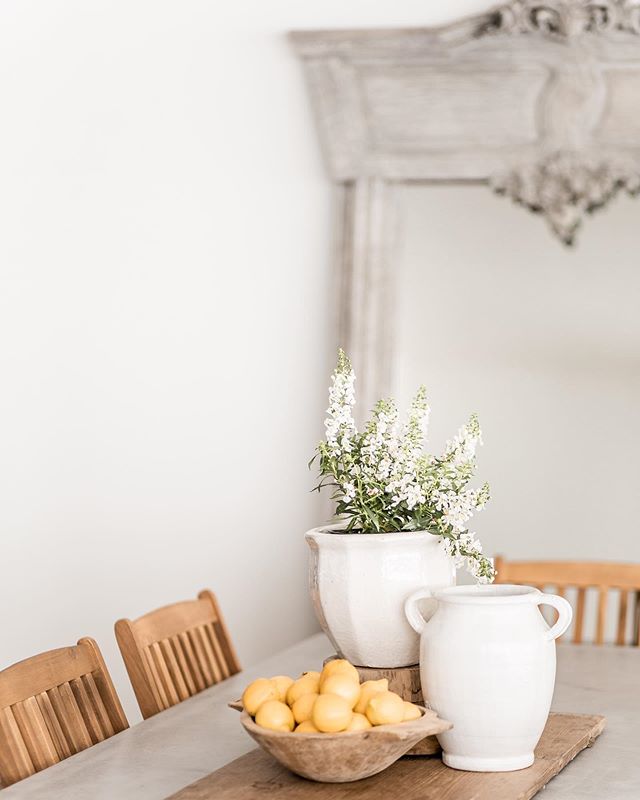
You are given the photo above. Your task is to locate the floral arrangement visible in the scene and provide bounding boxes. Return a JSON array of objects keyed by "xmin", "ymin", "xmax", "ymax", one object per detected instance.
[{"xmin": 313, "ymin": 350, "xmax": 495, "ymax": 582}]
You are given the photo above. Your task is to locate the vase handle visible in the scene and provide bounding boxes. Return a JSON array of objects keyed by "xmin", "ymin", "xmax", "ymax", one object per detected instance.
[
  {"xmin": 530, "ymin": 592, "xmax": 573, "ymax": 641},
  {"xmin": 404, "ymin": 588, "xmax": 434, "ymax": 634}
]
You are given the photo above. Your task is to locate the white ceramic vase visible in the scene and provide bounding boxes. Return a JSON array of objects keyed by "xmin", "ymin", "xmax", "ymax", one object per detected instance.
[
  {"xmin": 405, "ymin": 584, "xmax": 572, "ymax": 771},
  {"xmin": 305, "ymin": 526, "xmax": 455, "ymax": 668}
]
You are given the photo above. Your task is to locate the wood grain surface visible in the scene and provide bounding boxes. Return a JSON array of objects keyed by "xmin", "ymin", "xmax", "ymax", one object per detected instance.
[
  {"xmin": 168, "ymin": 712, "xmax": 605, "ymax": 800},
  {"xmin": 236, "ymin": 707, "xmax": 450, "ymax": 783},
  {"xmin": 0, "ymin": 639, "xmax": 128, "ymax": 787}
]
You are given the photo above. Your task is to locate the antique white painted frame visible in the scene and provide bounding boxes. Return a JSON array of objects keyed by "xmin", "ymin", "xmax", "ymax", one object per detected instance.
[{"xmin": 291, "ymin": 1, "xmax": 640, "ymax": 410}]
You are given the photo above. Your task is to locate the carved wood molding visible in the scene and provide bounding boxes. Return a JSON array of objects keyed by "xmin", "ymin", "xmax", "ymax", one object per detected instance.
[
  {"xmin": 292, "ymin": 3, "xmax": 640, "ymax": 245},
  {"xmin": 491, "ymin": 151, "xmax": 640, "ymax": 244},
  {"xmin": 336, "ymin": 179, "xmax": 398, "ymax": 420},
  {"xmin": 291, "ymin": 2, "xmax": 640, "ymax": 397},
  {"xmin": 481, "ymin": 1, "xmax": 640, "ymax": 38}
]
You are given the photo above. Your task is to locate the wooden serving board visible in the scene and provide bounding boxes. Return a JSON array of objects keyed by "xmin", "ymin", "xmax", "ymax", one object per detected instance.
[{"xmin": 168, "ymin": 713, "xmax": 605, "ymax": 800}]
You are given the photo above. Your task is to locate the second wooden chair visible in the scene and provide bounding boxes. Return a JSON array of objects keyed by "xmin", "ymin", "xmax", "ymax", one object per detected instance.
[
  {"xmin": 0, "ymin": 638, "xmax": 128, "ymax": 787},
  {"xmin": 494, "ymin": 556, "xmax": 640, "ymax": 645},
  {"xmin": 115, "ymin": 589, "xmax": 241, "ymax": 719}
]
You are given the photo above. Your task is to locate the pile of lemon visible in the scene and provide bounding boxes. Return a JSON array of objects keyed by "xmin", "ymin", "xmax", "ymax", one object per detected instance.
[{"xmin": 241, "ymin": 658, "xmax": 422, "ymax": 734}]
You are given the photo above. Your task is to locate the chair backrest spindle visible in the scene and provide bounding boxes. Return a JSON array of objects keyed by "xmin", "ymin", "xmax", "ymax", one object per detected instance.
[
  {"xmin": 115, "ymin": 589, "xmax": 240, "ymax": 719},
  {"xmin": 494, "ymin": 557, "xmax": 640, "ymax": 646},
  {"xmin": 0, "ymin": 638, "xmax": 128, "ymax": 787}
]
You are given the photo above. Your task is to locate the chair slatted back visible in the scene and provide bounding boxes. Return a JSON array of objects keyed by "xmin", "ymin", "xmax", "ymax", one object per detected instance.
[
  {"xmin": 0, "ymin": 638, "xmax": 128, "ymax": 787},
  {"xmin": 115, "ymin": 589, "xmax": 240, "ymax": 719},
  {"xmin": 494, "ymin": 557, "xmax": 640, "ymax": 645}
]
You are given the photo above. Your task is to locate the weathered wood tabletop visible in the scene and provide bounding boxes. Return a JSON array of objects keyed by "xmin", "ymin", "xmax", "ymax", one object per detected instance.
[
  {"xmin": 2, "ymin": 635, "xmax": 638, "ymax": 799},
  {"xmin": 168, "ymin": 713, "xmax": 605, "ymax": 800}
]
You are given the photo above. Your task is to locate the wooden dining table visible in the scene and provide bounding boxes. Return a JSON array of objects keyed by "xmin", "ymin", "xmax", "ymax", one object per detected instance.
[{"xmin": 2, "ymin": 633, "xmax": 638, "ymax": 799}]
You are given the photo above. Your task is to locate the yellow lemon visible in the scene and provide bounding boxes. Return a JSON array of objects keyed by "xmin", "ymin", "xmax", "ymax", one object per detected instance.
[
  {"xmin": 354, "ymin": 678, "xmax": 389, "ymax": 714},
  {"xmin": 402, "ymin": 701, "xmax": 422, "ymax": 721},
  {"xmin": 365, "ymin": 691, "xmax": 405, "ymax": 726},
  {"xmin": 311, "ymin": 693, "xmax": 353, "ymax": 733},
  {"xmin": 320, "ymin": 659, "xmax": 360, "ymax": 686},
  {"xmin": 319, "ymin": 674, "xmax": 360, "ymax": 709},
  {"xmin": 254, "ymin": 700, "xmax": 294, "ymax": 732},
  {"xmin": 291, "ymin": 692, "xmax": 319, "ymax": 724},
  {"xmin": 286, "ymin": 675, "xmax": 319, "ymax": 706},
  {"xmin": 270, "ymin": 675, "xmax": 294, "ymax": 703},
  {"xmin": 242, "ymin": 678, "xmax": 279, "ymax": 716},
  {"xmin": 345, "ymin": 712, "xmax": 372, "ymax": 731},
  {"xmin": 294, "ymin": 720, "xmax": 319, "ymax": 733},
  {"xmin": 301, "ymin": 672, "xmax": 321, "ymax": 692}
]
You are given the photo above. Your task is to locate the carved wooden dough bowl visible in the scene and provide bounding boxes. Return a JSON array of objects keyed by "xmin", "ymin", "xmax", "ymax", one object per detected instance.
[{"xmin": 235, "ymin": 706, "xmax": 451, "ymax": 783}]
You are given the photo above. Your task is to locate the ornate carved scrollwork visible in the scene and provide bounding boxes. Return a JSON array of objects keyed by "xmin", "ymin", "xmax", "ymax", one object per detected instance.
[
  {"xmin": 491, "ymin": 153, "xmax": 640, "ymax": 244},
  {"xmin": 292, "ymin": 5, "xmax": 640, "ymax": 247},
  {"xmin": 484, "ymin": 4, "xmax": 640, "ymax": 243},
  {"xmin": 480, "ymin": 0, "xmax": 640, "ymax": 37}
]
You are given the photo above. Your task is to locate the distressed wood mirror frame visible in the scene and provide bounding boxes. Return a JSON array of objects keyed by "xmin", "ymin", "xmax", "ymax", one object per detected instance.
[{"xmin": 291, "ymin": 0, "xmax": 640, "ymax": 412}]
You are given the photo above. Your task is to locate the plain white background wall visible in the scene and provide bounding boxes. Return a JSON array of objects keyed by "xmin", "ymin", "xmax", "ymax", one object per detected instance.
[{"xmin": 0, "ymin": 0, "xmax": 556, "ymax": 722}]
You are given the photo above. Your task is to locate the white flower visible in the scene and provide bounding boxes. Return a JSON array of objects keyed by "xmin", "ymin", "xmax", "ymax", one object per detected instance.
[
  {"xmin": 443, "ymin": 413, "xmax": 482, "ymax": 466},
  {"xmin": 315, "ymin": 351, "xmax": 493, "ymax": 583},
  {"xmin": 342, "ymin": 481, "xmax": 356, "ymax": 502},
  {"xmin": 443, "ymin": 531, "xmax": 494, "ymax": 583},
  {"xmin": 404, "ymin": 385, "xmax": 431, "ymax": 443},
  {"xmin": 405, "ymin": 483, "xmax": 426, "ymax": 510},
  {"xmin": 432, "ymin": 489, "xmax": 482, "ymax": 532},
  {"xmin": 324, "ymin": 350, "xmax": 356, "ymax": 456}
]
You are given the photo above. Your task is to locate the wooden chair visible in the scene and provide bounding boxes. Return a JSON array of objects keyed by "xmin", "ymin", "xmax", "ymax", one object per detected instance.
[
  {"xmin": 115, "ymin": 589, "xmax": 240, "ymax": 719},
  {"xmin": 494, "ymin": 556, "xmax": 640, "ymax": 646},
  {"xmin": 0, "ymin": 638, "xmax": 128, "ymax": 787}
]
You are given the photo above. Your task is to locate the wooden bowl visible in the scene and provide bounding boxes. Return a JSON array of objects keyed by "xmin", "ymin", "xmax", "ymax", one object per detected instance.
[{"xmin": 234, "ymin": 706, "xmax": 452, "ymax": 783}]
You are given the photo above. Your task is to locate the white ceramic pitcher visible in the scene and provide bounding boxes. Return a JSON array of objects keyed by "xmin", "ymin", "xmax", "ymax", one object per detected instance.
[{"xmin": 404, "ymin": 584, "xmax": 572, "ymax": 772}]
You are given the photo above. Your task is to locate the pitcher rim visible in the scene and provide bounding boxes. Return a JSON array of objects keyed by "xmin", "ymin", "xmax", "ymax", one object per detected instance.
[{"xmin": 434, "ymin": 584, "xmax": 540, "ymax": 604}]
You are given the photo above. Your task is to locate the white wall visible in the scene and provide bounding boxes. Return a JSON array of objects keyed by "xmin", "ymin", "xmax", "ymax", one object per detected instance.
[
  {"xmin": 0, "ymin": 0, "xmax": 495, "ymax": 721},
  {"xmin": 395, "ymin": 185, "xmax": 640, "ymax": 633}
]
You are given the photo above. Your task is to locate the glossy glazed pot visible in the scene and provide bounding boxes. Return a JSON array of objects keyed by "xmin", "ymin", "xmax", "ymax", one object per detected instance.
[
  {"xmin": 405, "ymin": 584, "xmax": 573, "ymax": 771},
  {"xmin": 306, "ymin": 526, "xmax": 455, "ymax": 668}
]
